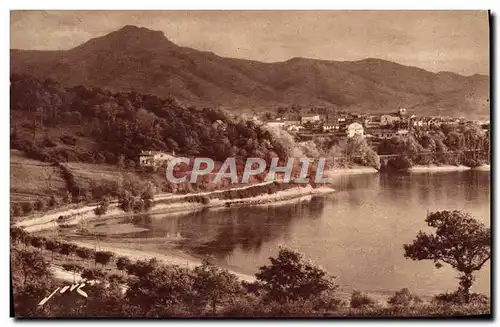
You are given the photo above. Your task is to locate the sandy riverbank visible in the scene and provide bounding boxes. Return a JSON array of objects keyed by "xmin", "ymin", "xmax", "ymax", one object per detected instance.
[
  {"xmin": 406, "ymin": 165, "xmax": 472, "ymax": 173},
  {"xmin": 70, "ymin": 240, "xmax": 256, "ymax": 282},
  {"xmin": 472, "ymin": 164, "xmax": 490, "ymax": 171},
  {"xmin": 18, "ymin": 183, "xmax": 335, "ymax": 233},
  {"xmin": 326, "ymin": 167, "xmax": 379, "ymax": 176}
]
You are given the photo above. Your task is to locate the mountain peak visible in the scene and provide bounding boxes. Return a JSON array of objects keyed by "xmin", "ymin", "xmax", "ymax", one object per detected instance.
[{"xmin": 72, "ymin": 25, "xmax": 176, "ymax": 52}]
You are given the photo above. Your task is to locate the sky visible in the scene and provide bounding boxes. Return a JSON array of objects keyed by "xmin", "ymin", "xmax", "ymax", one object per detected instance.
[{"xmin": 10, "ymin": 10, "xmax": 489, "ymax": 76}]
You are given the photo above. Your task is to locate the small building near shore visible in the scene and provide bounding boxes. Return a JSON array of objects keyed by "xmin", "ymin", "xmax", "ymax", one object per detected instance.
[{"xmin": 139, "ymin": 150, "xmax": 176, "ymax": 167}]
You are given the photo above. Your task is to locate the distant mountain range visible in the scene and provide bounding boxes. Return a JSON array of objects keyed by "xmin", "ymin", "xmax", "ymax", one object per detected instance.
[{"xmin": 10, "ymin": 25, "xmax": 490, "ymax": 118}]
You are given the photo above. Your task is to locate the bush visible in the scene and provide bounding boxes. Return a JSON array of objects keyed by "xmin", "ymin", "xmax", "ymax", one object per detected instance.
[
  {"xmin": 387, "ymin": 288, "xmax": 422, "ymax": 307},
  {"xmin": 34, "ymin": 198, "xmax": 47, "ymax": 211},
  {"xmin": 95, "ymin": 251, "xmax": 114, "ymax": 266},
  {"xmin": 433, "ymin": 291, "xmax": 490, "ymax": 306},
  {"xmin": 116, "ymin": 256, "xmax": 132, "ymax": 271},
  {"xmin": 62, "ymin": 263, "xmax": 84, "ymax": 273},
  {"xmin": 59, "ymin": 242, "xmax": 78, "ymax": 256},
  {"xmin": 60, "ymin": 135, "xmax": 77, "ymax": 146},
  {"xmin": 387, "ymin": 156, "xmax": 412, "ymax": 171},
  {"xmin": 350, "ymin": 290, "xmax": 376, "ymax": 309},
  {"xmin": 94, "ymin": 200, "xmax": 110, "ymax": 216},
  {"xmin": 11, "ymin": 203, "xmax": 23, "ymax": 217},
  {"xmin": 48, "ymin": 194, "xmax": 62, "ymax": 208},
  {"xmin": 75, "ymin": 247, "xmax": 94, "ymax": 260},
  {"xmin": 125, "ymin": 258, "xmax": 159, "ymax": 277},
  {"xmin": 30, "ymin": 236, "xmax": 46, "ymax": 249},
  {"xmin": 81, "ymin": 268, "xmax": 106, "ymax": 281},
  {"xmin": 41, "ymin": 137, "xmax": 57, "ymax": 147},
  {"xmin": 22, "ymin": 202, "xmax": 34, "ymax": 215}
]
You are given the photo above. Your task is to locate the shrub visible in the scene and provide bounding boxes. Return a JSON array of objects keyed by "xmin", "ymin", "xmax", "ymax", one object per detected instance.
[
  {"xmin": 116, "ymin": 256, "xmax": 132, "ymax": 271},
  {"xmin": 94, "ymin": 200, "xmax": 110, "ymax": 216},
  {"xmin": 59, "ymin": 242, "xmax": 78, "ymax": 256},
  {"xmin": 30, "ymin": 236, "xmax": 46, "ymax": 250},
  {"xmin": 44, "ymin": 239, "xmax": 61, "ymax": 260},
  {"xmin": 81, "ymin": 268, "xmax": 106, "ymax": 281},
  {"xmin": 41, "ymin": 137, "xmax": 57, "ymax": 147},
  {"xmin": 387, "ymin": 156, "xmax": 412, "ymax": 171},
  {"xmin": 11, "ymin": 226, "xmax": 29, "ymax": 244},
  {"xmin": 62, "ymin": 263, "xmax": 84, "ymax": 273},
  {"xmin": 11, "ymin": 203, "xmax": 23, "ymax": 217},
  {"xmin": 387, "ymin": 288, "xmax": 422, "ymax": 307},
  {"xmin": 95, "ymin": 251, "xmax": 114, "ymax": 266},
  {"xmin": 48, "ymin": 194, "xmax": 62, "ymax": 208},
  {"xmin": 75, "ymin": 247, "xmax": 94, "ymax": 261},
  {"xmin": 34, "ymin": 198, "xmax": 47, "ymax": 211},
  {"xmin": 22, "ymin": 202, "xmax": 34, "ymax": 215},
  {"xmin": 350, "ymin": 290, "xmax": 376, "ymax": 309},
  {"xmin": 433, "ymin": 291, "xmax": 490, "ymax": 306},
  {"xmin": 60, "ymin": 135, "xmax": 77, "ymax": 146},
  {"xmin": 125, "ymin": 258, "xmax": 159, "ymax": 277}
]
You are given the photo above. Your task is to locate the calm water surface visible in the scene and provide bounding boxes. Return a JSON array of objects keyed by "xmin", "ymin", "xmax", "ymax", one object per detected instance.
[{"xmin": 91, "ymin": 170, "xmax": 492, "ymax": 296}]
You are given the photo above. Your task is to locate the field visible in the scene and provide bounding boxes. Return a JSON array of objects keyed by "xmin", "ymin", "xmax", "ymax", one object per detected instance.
[{"xmin": 10, "ymin": 150, "xmax": 67, "ymax": 203}]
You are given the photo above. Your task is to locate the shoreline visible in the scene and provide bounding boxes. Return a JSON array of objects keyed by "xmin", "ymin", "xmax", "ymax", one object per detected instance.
[
  {"xmin": 472, "ymin": 164, "xmax": 490, "ymax": 171},
  {"xmin": 325, "ymin": 167, "xmax": 379, "ymax": 176},
  {"xmin": 406, "ymin": 165, "xmax": 472, "ymax": 173},
  {"xmin": 70, "ymin": 240, "xmax": 257, "ymax": 282},
  {"xmin": 18, "ymin": 184, "xmax": 335, "ymax": 232}
]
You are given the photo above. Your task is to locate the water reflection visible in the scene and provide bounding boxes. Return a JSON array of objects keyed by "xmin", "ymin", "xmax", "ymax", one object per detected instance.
[{"xmin": 86, "ymin": 170, "xmax": 490, "ymax": 295}]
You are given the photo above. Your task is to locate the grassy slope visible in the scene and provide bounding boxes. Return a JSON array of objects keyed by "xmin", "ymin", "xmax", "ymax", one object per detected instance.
[{"xmin": 10, "ymin": 150, "xmax": 67, "ymax": 203}]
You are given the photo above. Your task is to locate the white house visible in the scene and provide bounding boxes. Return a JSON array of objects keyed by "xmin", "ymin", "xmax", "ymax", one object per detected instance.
[
  {"xmin": 286, "ymin": 124, "xmax": 303, "ymax": 132},
  {"xmin": 139, "ymin": 150, "xmax": 176, "ymax": 167},
  {"xmin": 323, "ymin": 124, "xmax": 340, "ymax": 132},
  {"xmin": 346, "ymin": 122, "xmax": 364, "ymax": 138},
  {"xmin": 380, "ymin": 114, "xmax": 400, "ymax": 126},
  {"xmin": 300, "ymin": 115, "xmax": 321, "ymax": 125}
]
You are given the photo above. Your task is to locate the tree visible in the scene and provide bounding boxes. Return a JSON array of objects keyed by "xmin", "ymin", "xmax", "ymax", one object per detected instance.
[
  {"xmin": 117, "ymin": 154, "xmax": 126, "ymax": 170},
  {"xmin": 125, "ymin": 258, "xmax": 159, "ymax": 277},
  {"xmin": 44, "ymin": 239, "xmax": 61, "ymax": 261},
  {"xmin": 48, "ymin": 194, "xmax": 62, "ymax": 208},
  {"xmin": 22, "ymin": 202, "xmax": 34, "ymax": 215},
  {"xmin": 125, "ymin": 264, "xmax": 195, "ymax": 316},
  {"xmin": 59, "ymin": 242, "xmax": 77, "ymax": 257},
  {"xmin": 30, "ymin": 236, "xmax": 46, "ymax": 251},
  {"xmin": 255, "ymin": 247, "xmax": 338, "ymax": 303},
  {"xmin": 404, "ymin": 210, "xmax": 490, "ymax": 303},
  {"xmin": 75, "ymin": 247, "xmax": 94, "ymax": 265},
  {"xmin": 192, "ymin": 261, "xmax": 243, "ymax": 314},
  {"xmin": 11, "ymin": 203, "xmax": 23, "ymax": 217},
  {"xmin": 35, "ymin": 198, "xmax": 47, "ymax": 212},
  {"xmin": 116, "ymin": 256, "xmax": 132, "ymax": 271},
  {"xmin": 62, "ymin": 263, "xmax": 84, "ymax": 283},
  {"xmin": 94, "ymin": 200, "xmax": 109, "ymax": 216},
  {"xmin": 95, "ymin": 251, "xmax": 114, "ymax": 267},
  {"xmin": 11, "ymin": 226, "xmax": 29, "ymax": 245}
]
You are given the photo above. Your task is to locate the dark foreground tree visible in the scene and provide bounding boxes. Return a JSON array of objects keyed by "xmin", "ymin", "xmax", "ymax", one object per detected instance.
[
  {"xmin": 192, "ymin": 261, "xmax": 243, "ymax": 315},
  {"xmin": 256, "ymin": 246, "xmax": 338, "ymax": 303},
  {"xmin": 404, "ymin": 210, "xmax": 490, "ymax": 303}
]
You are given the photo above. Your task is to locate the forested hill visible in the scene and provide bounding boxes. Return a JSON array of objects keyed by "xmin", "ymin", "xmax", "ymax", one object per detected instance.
[
  {"xmin": 11, "ymin": 25, "xmax": 489, "ymax": 118},
  {"xmin": 10, "ymin": 73, "xmax": 291, "ymax": 165}
]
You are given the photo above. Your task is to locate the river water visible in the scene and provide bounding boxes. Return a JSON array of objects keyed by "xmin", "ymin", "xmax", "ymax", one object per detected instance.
[{"xmin": 71, "ymin": 170, "xmax": 492, "ymax": 296}]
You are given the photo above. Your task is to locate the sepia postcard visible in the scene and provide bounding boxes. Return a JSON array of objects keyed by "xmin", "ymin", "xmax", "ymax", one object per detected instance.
[{"xmin": 9, "ymin": 10, "xmax": 491, "ymax": 318}]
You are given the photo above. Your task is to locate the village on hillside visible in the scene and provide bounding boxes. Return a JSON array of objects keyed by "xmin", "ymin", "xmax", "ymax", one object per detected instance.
[
  {"xmin": 137, "ymin": 108, "xmax": 490, "ymax": 168},
  {"xmin": 258, "ymin": 108, "xmax": 490, "ymax": 144}
]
